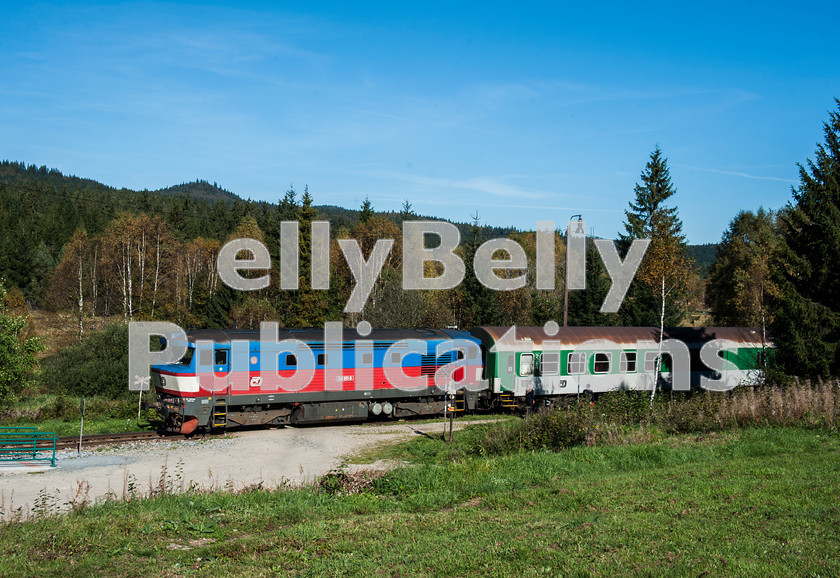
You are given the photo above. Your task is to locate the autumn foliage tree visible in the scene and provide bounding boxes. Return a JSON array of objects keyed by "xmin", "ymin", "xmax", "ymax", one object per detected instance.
[{"xmin": 707, "ymin": 208, "xmax": 779, "ymax": 348}]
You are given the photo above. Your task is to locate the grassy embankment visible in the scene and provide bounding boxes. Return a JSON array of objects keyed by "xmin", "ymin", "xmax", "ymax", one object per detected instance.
[
  {"xmin": 0, "ymin": 383, "xmax": 838, "ymax": 576},
  {"xmin": 0, "ymin": 393, "xmax": 157, "ymax": 436}
]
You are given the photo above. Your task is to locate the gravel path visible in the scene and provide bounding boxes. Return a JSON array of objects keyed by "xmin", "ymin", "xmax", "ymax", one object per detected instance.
[{"xmin": 0, "ymin": 419, "xmax": 490, "ymax": 518}]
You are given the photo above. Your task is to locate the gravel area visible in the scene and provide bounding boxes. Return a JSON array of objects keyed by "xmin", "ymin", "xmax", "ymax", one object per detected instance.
[{"xmin": 0, "ymin": 419, "xmax": 490, "ymax": 518}]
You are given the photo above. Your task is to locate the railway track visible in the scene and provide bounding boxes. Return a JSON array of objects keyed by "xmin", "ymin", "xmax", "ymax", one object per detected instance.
[{"xmin": 54, "ymin": 431, "xmax": 173, "ymax": 451}]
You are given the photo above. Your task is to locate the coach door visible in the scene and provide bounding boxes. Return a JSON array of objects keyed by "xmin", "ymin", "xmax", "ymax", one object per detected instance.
[{"xmin": 515, "ymin": 353, "xmax": 535, "ymax": 396}]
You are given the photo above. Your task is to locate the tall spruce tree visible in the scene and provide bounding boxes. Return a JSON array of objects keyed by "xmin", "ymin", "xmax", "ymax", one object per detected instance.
[
  {"xmin": 771, "ymin": 100, "xmax": 840, "ymax": 378},
  {"xmin": 619, "ymin": 146, "xmax": 690, "ymax": 327},
  {"xmin": 359, "ymin": 196, "xmax": 374, "ymax": 224}
]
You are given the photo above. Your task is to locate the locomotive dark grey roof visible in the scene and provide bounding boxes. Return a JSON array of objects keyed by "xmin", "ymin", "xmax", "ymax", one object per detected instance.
[{"xmin": 181, "ymin": 327, "xmax": 473, "ymax": 344}]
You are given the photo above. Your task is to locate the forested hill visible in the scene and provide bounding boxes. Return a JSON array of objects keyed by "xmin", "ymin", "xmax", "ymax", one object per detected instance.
[
  {"xmin": 151, "ymin": 180, "xmax": 239, "ymax": 203},
  {"xmin": 0, "ymin": 161, "xmax": 238, "ymax": 204},
  {"xmin": 0, "ymin": 160, "xmax": 516, "ymax": 305},
  {"xmin": 686, "ymin": 243, "xmax": 718, "ymax": 278}
]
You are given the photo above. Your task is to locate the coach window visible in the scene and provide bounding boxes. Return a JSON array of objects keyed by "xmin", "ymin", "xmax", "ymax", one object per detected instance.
[
  {"xmin": 644, "ymin": 352, "xmax": 659, "ymax": 372},
  {"xmin": 519, "ymin": 353, "xmax": 534, "ymax": 376},
  {"xmin": 620, "ymin": 351, "xmax": 637, "ymax": 373},
  {"xmin": 593, "ymin": 352, "xmax": 611, "ymax": 374},
  {"xmin": 567, "ymin": 352, "xmax": 586, "ymax": 374},
  {"xmin": 285, "ymin": 354, "xmax": 297, "ymax": 367},
  {"xmin": 540, "ymin": 352, "xmax": 559, "ymax": 375},
  {"xmin": 214, "ymin": 349, "xmax": 228, "ymax": 366}
]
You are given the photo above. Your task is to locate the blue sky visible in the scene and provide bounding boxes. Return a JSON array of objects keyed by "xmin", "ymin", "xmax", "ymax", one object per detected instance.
[{"xmin": 2, "ymin": 1, "xmax": 838, "ymax": 244}]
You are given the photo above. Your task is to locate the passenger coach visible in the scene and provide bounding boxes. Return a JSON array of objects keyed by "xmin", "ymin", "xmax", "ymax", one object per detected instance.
[{"xmin": 471, "ymin": 326, "xmax": 769, "ymax": 405}]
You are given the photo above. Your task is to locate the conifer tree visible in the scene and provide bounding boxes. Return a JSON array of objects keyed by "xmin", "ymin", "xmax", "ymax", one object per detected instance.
[
  {"xmin": 772, "ymin": 99, "xmax": 840, "ymax": 378},
  {"xmin": 359, "ymin": 196, "xmax": 374, "ymax": 224},
  {"xmin": 619, "ymin": 146, "xmax": 691, "ymax": 327}
]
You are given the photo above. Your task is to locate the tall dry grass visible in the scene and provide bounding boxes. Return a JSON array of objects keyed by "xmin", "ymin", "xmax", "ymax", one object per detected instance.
[
  {"xmin": 661, "ymin": 379, "xmax": 839, "ymax": 432},
  {"xmin": 474, "ymin": 380, "xmax": 840, "ymax": 455}
]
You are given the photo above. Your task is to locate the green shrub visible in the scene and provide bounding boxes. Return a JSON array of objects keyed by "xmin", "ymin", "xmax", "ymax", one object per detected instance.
[
  {"xmin": 0, "ymin": 282, "xmax": 44, "ymax": 406},
  {"xmin": 38, "ymin": 323, "xmax": 130, "ymax": 399}
]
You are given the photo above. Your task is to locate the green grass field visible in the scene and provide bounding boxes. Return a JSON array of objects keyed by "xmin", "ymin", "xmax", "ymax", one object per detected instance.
[{"xmin": 1, "ymin": 426, "xmax": 837, "ymax": 576}]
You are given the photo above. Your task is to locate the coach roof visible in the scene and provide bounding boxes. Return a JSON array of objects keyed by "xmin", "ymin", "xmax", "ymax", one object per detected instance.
[{"xmin": 471, "ymin": 326, "xmax": 769, "ymax": 347}]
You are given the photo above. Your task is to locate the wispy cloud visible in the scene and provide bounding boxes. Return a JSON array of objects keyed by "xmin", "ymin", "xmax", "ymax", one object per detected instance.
[
  {"xmin": 677, "ymin": 164, "xmax": 796, "ymax": 183},
  {"xmin": 363, "ymin": 170, "xmax": 566, "ymax": 200}
]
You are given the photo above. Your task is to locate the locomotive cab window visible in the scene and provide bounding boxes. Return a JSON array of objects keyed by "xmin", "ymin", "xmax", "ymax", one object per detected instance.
[
  {"xmin": 214, "ymin": 349, "xmax": 228, "ymax": 366},
  {"xmin": 178, "ymin": 349, "xmax": 194, "ymax": 366},
  {"xmin": 519, "ymin": 353, "xmax": 534, "ymax": 376},
  {"xmin": 568, "ymin": 352, "xmax": 586, "ymax": 374},
  {"xmin": 593, "ymin": 352, "xmax": 611, "ymax": 374},
  {"xmin": 540, "ymin": 352, "xmax": 560, "ymax": 375},
  {"xmin": 620, "ymin": 351, "xmax": 637, "ymax": 373}
]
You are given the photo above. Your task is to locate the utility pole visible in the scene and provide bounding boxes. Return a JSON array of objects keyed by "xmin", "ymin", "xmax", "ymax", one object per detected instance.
[{"xmin": 563, "ymin": 215, "xmax": 583, "ymax": 327}]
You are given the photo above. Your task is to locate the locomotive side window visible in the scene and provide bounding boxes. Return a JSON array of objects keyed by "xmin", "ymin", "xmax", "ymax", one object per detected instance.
[
  {"xmin": 644, "ymin": 352, "xmax": 659, "ymax": 372},
  {"xmin": 286, "ymin": 354, "xmax": 297, "ymax": 367},
  {"xmin": 362, "ymin": 352, "xmax": 373, "ymax": 365},
  {"xmin": 568, "ymin": 352, "xmax": 586, "ymax": 374},
  {"xmin": 519, "ymin": 353, "xmax": 534, "ymax": 376},
  {"xmin": 506, "ymin": 355, "xmax": 515, "ymax": 375},
  {"xmin": 391, "ymin": 351, "xmax": 401, "ymax": 364},
  {"xmin": 540, "ymin": 352, "xmax": 559, "ymax": 375},
  {"xmin": 593, "ymin": 352, "xmax": 611, "ymax": 374},
  {"xmin": 620, "ymin": 351, "xmax": 637, "ymax": 373},
  {"xmin": 214, "ymin": 350, "xmax": 228, "ymax": 366},
  {"xmin": 200, "ymin": 349, "xmax": 212, "ymax": 367},
  {"xmin": 457, "ymin": 349, "xmax": 465, "ymax": 360},
  {"xmin": 317, "ymin": 353, "xmax": 327, "ymax": 366}
]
